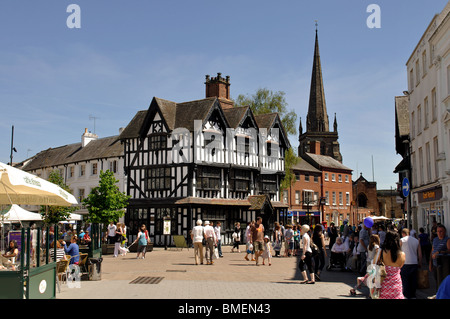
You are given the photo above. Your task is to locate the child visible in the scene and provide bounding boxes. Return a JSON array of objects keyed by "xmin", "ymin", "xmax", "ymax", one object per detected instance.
[
  {"xmin": 350, "ymin": 234, "xmax": 380, "ymax": 296},
  {"xmin": 262, "ymin": 235, "xmax": 272, "ymax": 266}
]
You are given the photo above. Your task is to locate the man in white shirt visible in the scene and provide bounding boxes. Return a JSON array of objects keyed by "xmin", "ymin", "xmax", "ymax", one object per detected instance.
[
  {"xmin": 203, "ymin": 221, "xmax": 216, "ymax": 265},
  {"xmin": 107, "ymin": 222, "xmax": 117, "ymax": 244},
  {"xmin": 214, "ymin": 221, "xmax": 223, "ymax": 258},
  {"xmin": 400, "ymin": 228, "xmax": 422, "ymax": 299},
  {"xmin": 190, "ymin": 220, "xmax": 204, "ymax": 265}
]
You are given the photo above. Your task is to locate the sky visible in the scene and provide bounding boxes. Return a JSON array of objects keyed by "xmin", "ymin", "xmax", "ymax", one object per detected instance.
[{"xmin": 0, "ymin": 0, "xmax": 448, "ymax": 191}]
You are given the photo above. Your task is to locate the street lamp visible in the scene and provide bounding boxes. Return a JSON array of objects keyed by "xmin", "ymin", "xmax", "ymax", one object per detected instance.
[
  {"xmin": 402, "ymin": 139, "xmax": 412, "ymax": 229},
  {"xmin": 9, "ymin": 125, "xmax": 17, "ymax": 166}
]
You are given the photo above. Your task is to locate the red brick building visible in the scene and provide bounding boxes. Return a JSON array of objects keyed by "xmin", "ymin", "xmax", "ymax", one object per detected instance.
[
  {"xmin": 351, "ymin": 173, "xmax": 378, "ymax": 225},
  {"xmin": 303, "ymin": 151, "xmax": 353, "ymax": 227},
  {"xmin": 287, "ymin": 157, "xmax": 322, "ymax": 225}
]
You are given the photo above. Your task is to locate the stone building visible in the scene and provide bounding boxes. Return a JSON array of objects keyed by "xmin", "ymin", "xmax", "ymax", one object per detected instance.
[
  {"xmin": 403, "ymin": 2, "xmax": 450, "ymax": 233},
  {"xmin": 377, "ymin": 189, "xmax": 404, "ymax": 219}
]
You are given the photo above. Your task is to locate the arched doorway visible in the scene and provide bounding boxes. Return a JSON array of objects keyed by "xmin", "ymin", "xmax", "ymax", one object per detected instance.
[{"xmin": 357, "ymin": 193, "xmax": 368, "ymax": 208}]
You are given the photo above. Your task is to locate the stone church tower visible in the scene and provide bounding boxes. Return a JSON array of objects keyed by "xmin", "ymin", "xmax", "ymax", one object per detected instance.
[{"xmin": 298, "ymin": 28, "xmax": 343, "ymax": 163}]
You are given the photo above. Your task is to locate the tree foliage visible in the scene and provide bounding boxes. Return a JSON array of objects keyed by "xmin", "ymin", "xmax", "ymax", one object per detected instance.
[
  {"xmin": 280, "ymin": 148, "xmax": 300, "ymax": 191},
  {"xmin": 235, "ymin": 88, "xmax": 299, "ymax": 191},
  {"xmin": 234, "ymin": 88, "xmax": 297, "ymax": 136},
  {"xmin": 40, "ymin": 170, "xmax": 75, "ymax": 225},
  {"xmin": 83, "ymin": 170, "xmax": 131, "ymax": 224}
]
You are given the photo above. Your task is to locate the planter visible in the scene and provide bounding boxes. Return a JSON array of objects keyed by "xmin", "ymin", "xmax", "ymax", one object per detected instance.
[{"xmin": 101, "ymin": 244, "xmax": 116, "ymax": 255}]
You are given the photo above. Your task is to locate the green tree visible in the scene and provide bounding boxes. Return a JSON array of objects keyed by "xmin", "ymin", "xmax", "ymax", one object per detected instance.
[
  {"xmin": 83, "ymin": 170, "xmax": 131, "ymax": 224},
  {"xmin": 234, "ymin": 88, "xmax": 297, "ymax": 136},
  {"xmin": 40, "ymin": 170, "xmax": 75, "ymax": 225},
  {"xmin": 280, "ymin": 148, "xmax": 300, "ymax": 191},
  {"xmin": 235, "ymin": 88, "xmax": 299, "ymax": 190}
]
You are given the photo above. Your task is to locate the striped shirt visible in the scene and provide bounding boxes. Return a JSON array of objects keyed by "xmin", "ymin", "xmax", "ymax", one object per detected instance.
[{"xmin": 50, "ymin": 248, "xmax": 66, "ymax": 261}]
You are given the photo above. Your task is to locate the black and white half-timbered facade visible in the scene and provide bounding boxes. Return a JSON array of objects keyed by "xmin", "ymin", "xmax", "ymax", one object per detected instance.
[{"xmin": 119, "ymin": 74, "xmax": 290, "ymax": 246}]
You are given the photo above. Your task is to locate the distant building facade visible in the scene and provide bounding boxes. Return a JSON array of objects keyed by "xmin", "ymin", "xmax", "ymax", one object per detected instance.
[{"xmin": 19, "ymin": 129, "xmax": 125, "ymax": 216}]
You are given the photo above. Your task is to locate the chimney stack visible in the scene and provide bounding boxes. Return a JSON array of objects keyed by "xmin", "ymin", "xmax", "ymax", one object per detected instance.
[
  {"xmin": 81, "ymin": 128, "xmax": 98, "ymax": 147},
  {"xmin": 205, "ymin": 73, "xmax": 233, "ymax": 109},
  {"xmin": 310, "ymin": 140, "xmax": 321, "ymax": 155}
]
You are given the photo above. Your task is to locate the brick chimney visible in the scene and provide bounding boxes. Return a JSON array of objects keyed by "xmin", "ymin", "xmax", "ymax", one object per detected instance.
[
  {"xmin": 310, "ymin": 140, "xmax": 321, "ymax": 155},
  {"xmin": 205, "ymin": 73, "xmax": 234, "ymax": 109}
]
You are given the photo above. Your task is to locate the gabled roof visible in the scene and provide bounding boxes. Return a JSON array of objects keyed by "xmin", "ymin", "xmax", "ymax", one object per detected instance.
[
  {"xmin": 22, "ymin": 135, "xmax": 123, "ymax": 171},
  {"xmin": 118, "ymin": 110, "xmax": 147, "ymax": 140},
  {"xmin": 353, "ymin": 173, "xmax": 376, "ymax": 185},
  {"xmin": 175, "ymin": 97, "xmax": 228, "ymax": 131},
  {"xmin": 155, "ymin": 97, "xmax": 177, "ymax": 131},
  {"xmin": 222, "ymin": 106, "xmax": 251, "ymax": 128},
  {"xmin": 291, "ymin": 157, "xmax": 321, "ymax": 174},
  {"xmin": 254, "ymin": 113, "xmax": 277, "ymax": 129},
  {"xmin": 120, "ymin": 97, "xmax": 234, "ymax": 138},
  {"xmin": 254, "ymin": 113, "xmax": 291, "ymax": 149},
  {"xmin": 305, "ymin": 152, "xmax": 352, "ymax": 172}
]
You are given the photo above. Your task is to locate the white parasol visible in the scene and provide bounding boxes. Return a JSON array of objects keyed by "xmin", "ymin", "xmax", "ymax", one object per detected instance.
[
  {"xmin": 0, "ymin": 161, "xmax": 78, "ymax": 252},
  {"xmin": 2, "ymin": 204, "xmax": 43, "ymax": 222},
  {"xmin": 370, "ymin": 216, "xmax": 391, "ymax": 221},
  {"xmin": 0, "ymin": 162, "xmax": 78, "ymax": 206}
]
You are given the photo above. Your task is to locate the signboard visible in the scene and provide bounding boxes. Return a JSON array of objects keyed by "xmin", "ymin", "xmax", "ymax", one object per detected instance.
[
  {"xmin": 402, "ymin": 177, "xmax": 410, "ymax": 197},
  {"xmin": 418, "ymin": 186, "xmax": 443, "ymax": 204},
  {"xmin": 163, "ymin": 220, "xmax": 171, "ymax": 235}
]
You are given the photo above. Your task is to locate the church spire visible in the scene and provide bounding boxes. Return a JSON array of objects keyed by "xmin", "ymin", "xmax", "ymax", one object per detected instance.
[{"xmin": 306, "ymin": 23, "xmax": 329, "ymax": 133}]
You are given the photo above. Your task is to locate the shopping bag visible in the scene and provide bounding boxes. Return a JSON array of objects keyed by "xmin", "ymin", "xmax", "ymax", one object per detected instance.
[
  {"xmin": 214, "ymin": 247, "xmax": 219, "ymax": 259},
  {"xmin": 417, "ymin": 269, "xmax": 430, "ymax": 289}
]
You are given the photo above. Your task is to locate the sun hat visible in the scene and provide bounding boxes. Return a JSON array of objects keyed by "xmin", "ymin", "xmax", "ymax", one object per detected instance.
[{"xmin": 204, "ymin": 221, "xmax": 210, "ymax": 225}]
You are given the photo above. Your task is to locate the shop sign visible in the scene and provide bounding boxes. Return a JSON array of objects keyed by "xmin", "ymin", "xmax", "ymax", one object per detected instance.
[{"xmin": 418, "ymin": 187, "xmax": 442, "ymax": 203}]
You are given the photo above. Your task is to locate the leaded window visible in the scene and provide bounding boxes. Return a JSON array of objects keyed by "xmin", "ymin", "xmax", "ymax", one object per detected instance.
[
  {"xmin": 147, "ymin": 167, "xmax": 171, "ymax": 190},
  {"xmin": 196, "ymin": 166, "xmax": 221, "ymax": 190}
]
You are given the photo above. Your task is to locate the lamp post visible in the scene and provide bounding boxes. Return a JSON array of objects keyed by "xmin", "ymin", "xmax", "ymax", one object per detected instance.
[
  {"xmin": 402, "ymin": 139, "xmax": 412, "ymax": 229},
  {"xmin": 9, "ymin": 125, "xmax": 17, "ymax": 166},
  {"xmin": 301, "ymin": 197, "xmax": 317, "ymax": 226}
]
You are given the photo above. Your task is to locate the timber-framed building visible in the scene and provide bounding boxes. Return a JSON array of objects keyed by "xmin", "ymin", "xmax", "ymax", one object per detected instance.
[{"xmin": 119, "ymin": 74, "xmax": 290, "ymax": 246}]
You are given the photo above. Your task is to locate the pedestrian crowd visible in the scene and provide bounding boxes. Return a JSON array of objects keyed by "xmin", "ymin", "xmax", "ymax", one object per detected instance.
[
  {"xmin": 93, "ymin": 216, "xmax": 450, "ymax": 300},
  {"xmin": 185, "ymin": 216, "xmax": 450, "ymax": 299}
]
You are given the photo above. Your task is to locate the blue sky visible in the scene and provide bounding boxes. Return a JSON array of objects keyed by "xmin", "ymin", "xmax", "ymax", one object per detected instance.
[{"xmin": 0, "ymin": 0, "xmax": 448, "ymax": 190}]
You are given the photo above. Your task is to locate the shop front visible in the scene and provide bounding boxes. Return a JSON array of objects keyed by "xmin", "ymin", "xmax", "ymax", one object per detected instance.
[
  {"xmin": 287, "ymin": 210, "xmax": 320, "ymax": 226},
  {"xmin": 416, "ymin": 186, "xmax": 445, "ymax": 235}
]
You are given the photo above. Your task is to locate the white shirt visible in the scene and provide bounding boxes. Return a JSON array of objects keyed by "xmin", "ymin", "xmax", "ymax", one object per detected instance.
[
  {"xmin": 302, "ymin": 233, "xmax": 312, "ymax": 253},
  {"xmin": 108, "ymin": 224, "xmax": 116, "ymax": 237},
  {"xmin": 192, "ymin": 226, "xmax": 204, "ymax": 243},
  {"xmin": 204, "ymin": 225, "xmax": 216, "ymax": 241},
  {"xmin": 214, "ymin": 226, "xmax": 221, "ymax": 241},
  {"xmin": 245, "ymin": 226, "xmax": 251, "ymax": 242},
  {"xmin": 332, "ymin": 242, "xmax": 346, "ymax": 253},
  {"xmin": 401, "ymin": 235, "xmax": 419, "ymax": 265}
]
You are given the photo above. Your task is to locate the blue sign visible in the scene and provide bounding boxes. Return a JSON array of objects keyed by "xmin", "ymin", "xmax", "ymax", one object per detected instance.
[{"xmin": 402, "ymin": 177, "xmax": 410, "ymax": 197}]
